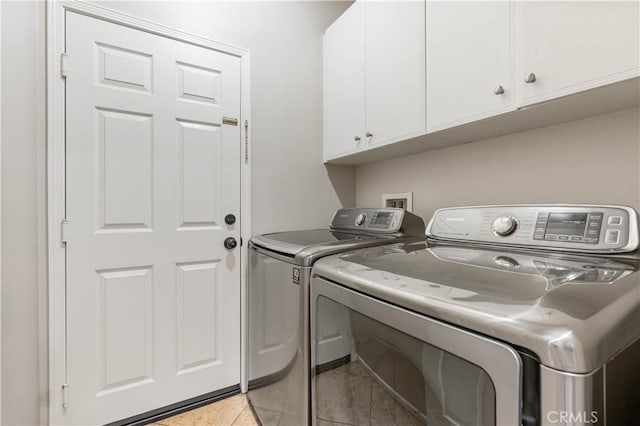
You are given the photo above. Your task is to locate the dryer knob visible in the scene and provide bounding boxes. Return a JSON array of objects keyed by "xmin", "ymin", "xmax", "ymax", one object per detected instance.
[
  {"xmin": 492, "ymin": 215, "xmax": 518, "ymax": 236},
  {"xmin": 355, "ymin": 213, "xmax": 367, "ymax": 226}
]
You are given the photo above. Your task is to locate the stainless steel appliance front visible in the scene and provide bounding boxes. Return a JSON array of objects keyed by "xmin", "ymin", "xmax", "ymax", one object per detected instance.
[
  {"xmin": 247, "ymin": 208, "xmax": 426, "ymax": 425},
  {"xmin": 247, "ymin": 248, "xmax": 311, "ymax": 424}
]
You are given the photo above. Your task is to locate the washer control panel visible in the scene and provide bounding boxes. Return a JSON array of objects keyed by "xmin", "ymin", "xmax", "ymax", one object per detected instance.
[{"xmin": 427, "ymin": 205, "xmax": 639, "ymax": 252}]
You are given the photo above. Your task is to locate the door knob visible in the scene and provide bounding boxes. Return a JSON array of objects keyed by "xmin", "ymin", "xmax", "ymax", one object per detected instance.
[
  {"xmin": 224, "ymin": 237, "xmax": 237, "ymax": 250},
  {"xmin": 365, "ymin": 131, "xmax": 373, "ymax": 138},
  {"xmin": 225, "ymin": 214, "xmax": 236, "ymax": 225},
  {"xmin": 354, "ymin": 136, "xmax": 361, "ymax": 143},
  {"xmin": 493, "ymin": 85, "xmax": 505, "ymax": 95},
  {"xmin": 524, "ymin": 73, "xmax": 537, "ymax": 83}
]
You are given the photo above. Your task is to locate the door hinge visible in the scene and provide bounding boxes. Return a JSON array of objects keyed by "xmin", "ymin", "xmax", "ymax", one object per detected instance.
[
  {"xmin": 244, "ymin": 119, "xmax": 249, "ymax": 163},
  {"xmin": 60, "ymin": 53, "xmax": 69, "ymax": 78},
  {"xmin": 62, "ymin": 382, "xmax": 69, "ymax": 409},
  {"xmin": 61, "ymin": 219, "xmax": 69, "ymax": 245}
]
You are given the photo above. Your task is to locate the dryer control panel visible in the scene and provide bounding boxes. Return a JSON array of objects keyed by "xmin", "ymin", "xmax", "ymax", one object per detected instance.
[
  {"xmin": 330, "ymin": 208, "xmax": 425, "ymax": 235},
  {"xmin": 427, "ymin": 205, "xmax": 639, "ymax": 253}
]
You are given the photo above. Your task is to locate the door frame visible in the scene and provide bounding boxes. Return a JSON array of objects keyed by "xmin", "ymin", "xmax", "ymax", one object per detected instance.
[{"xmin": 46, "ymin": 1, "xmax": 251, "ymax": 423}]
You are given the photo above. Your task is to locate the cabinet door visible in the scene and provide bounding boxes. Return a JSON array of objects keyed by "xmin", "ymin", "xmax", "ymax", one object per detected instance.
[
  {"xmin": 517, "ymin": 1, "xmax": 640, "ymax": 106},
  {"xmin": 324, "ymin": 1, "xmax": 365, "ymax": 160},
  {"xmin": 364, "ymin": 1, "xmax": 426, "ymax": 146},
  {"xmin": 426, "ymin": 1, "xmax": 514, "ymax": 132}
]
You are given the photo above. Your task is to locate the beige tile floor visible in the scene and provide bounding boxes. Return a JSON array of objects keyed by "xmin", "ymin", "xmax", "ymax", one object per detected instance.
[
  {"xmin": 315, "ymin": 361, "xmax": 425, "ymax": 426},
  {"xmin": 148, "ymin": 394, "xmax": 259, "ymax": 426},
  {"xmin": 147, "ymin": 359, "xmax": 423, "ymax": 426}
]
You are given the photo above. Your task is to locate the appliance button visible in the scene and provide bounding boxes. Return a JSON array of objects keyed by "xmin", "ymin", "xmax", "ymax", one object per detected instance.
[
  {"xmin": 545, "ymin": 234, "xmax": 558, "ymax": 241},
  {"xmin": 570, "ymin": 236, "xmax": 583, "ymax": 242},
  {"xmin": 605, "ymin": 229, "xmax": 620, "ymax": 244},
  {"xmin": 589, "ymin": 214, "xmax": 603, "ymax": 220},
  {"xmin": 608, "ymin": 216, "xmax": 622, "ymax": 226},
  {"xmin": 355, "ymin": 213, "xmax": 366, "ymax": 226},
  {"xmin": 557, "ymin": 235, "xmax": 569, "ymax": 241},
  {"xmin": 586, "ymin": 229, "xmax": 599, "ymax": 236},
  {"xmin": 585, "ymin": 237, "xmax": 599, "ymax": 244}
]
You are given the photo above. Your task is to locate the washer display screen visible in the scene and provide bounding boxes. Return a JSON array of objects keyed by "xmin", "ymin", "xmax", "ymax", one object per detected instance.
[{"xmin": 546, "ymin": 213, "xmax": 588, "ymax": 236}]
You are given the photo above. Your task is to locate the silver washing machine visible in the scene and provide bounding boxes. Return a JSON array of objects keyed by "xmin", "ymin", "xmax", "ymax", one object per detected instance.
[
  {"xmin": 247, "ymin": 208, "xmax": 425, "ymax": 425},
  {"xmin": 311, "ymin": 204, "xmax": 640, "ymax": 426}
]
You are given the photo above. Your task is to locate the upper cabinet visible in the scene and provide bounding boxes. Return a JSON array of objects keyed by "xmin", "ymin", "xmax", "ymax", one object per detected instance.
[
  {"xmin": 324, "ymin": 0, "xmax": 425, "ymax": 161},
  {"xmin": 324, "ymin": 2, "xmax": 365, "ymax": 160},
  {"xmin": 363, "ymin": 1, "xmax": 426, "ymax": 147},
  {"xmin": 324, "ymin": 1, "xmax": 640, "ymax": 165},
  {"xmin": 426, "ymin": 1, "xmax": 514, "ymax": 132},
  {"xmin": 517, "ymin": 1, "xmax": 640, "ymax": 106}
]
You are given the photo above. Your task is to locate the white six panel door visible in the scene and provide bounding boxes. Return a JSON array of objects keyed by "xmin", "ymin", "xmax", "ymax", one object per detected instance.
[{"xmin": 65, "ymin": 12, "xmax": 241, "ymax": 425}]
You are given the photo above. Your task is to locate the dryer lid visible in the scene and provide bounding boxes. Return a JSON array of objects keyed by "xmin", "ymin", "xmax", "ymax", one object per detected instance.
[
  {"xmin": 249, "ymin": 207, "xmax": 426, "ymax": 265},
  {"xmin": 250, "ymin": 229, "xmax": 381, "ymax": 256}
]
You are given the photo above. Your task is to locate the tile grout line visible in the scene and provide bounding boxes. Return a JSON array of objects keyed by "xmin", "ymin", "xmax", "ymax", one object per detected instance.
[
  {"xmin": 316, "ymin": 415, "xmax": 356, "ymax": 426},
  {"xmin": 229, "ymin": 395, "xmax": 253, "ymax": 426},
  {"xmin": 368, "ymin": 373, "xmax": 373, "ymax": 425}
]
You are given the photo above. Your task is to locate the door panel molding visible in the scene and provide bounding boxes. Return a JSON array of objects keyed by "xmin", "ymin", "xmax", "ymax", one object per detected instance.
[{"xmin": 46, "ymin": 2, "xmax": 251, "ymax": 424}]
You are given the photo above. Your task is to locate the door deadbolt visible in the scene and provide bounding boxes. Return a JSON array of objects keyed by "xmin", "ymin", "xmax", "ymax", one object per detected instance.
[
  {"xmin": 224, "ymin": 237, "xmax": 237, "ymax": 250},
  {"xmin": 225, "ymin": 214, "xmax": 236, "ymax": 225}
]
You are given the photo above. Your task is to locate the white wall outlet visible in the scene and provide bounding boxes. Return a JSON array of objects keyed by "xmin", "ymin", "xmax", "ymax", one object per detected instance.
[{"xmin": 382, "ymin": 192, "xmax": 413, "ymax": 212}]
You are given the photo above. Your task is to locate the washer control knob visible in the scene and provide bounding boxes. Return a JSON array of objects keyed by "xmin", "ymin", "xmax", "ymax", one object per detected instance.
[
  {"xmin": 492, "ymin": 215, "xmax": 518, "ymax": 236},
  {"xmin": 355, "ymin": 213, "xmax": 366, "ymax": 226}
]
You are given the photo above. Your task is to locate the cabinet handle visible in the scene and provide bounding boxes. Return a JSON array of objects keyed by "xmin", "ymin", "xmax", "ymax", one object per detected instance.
[
  {"xmin": 524, "ymin": 73, "xmax": 537, "ymax": 83},
  {"xmin": 365, "ymin": 131, "xmax": 373, "ymax": 138},
  {"xmin": 354, "ymin": 136, "xmax": 361, "ymax": 142},
  {"xmin": 493, "ymin": 85, "xmax": 505, "ymax": 95}
]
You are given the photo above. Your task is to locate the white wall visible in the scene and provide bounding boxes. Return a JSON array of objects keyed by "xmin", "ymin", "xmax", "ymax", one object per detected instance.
[
  {"xmin": 357, "ymin": 107, "xmax": 640, "ymax": 219},
  {"xmin": 1, "ymin": 2, "xmax": 47, "ymax": 425},
  {"xmin": 1, "ymin": 1, "xmax": 353, "ymax": 424}
]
